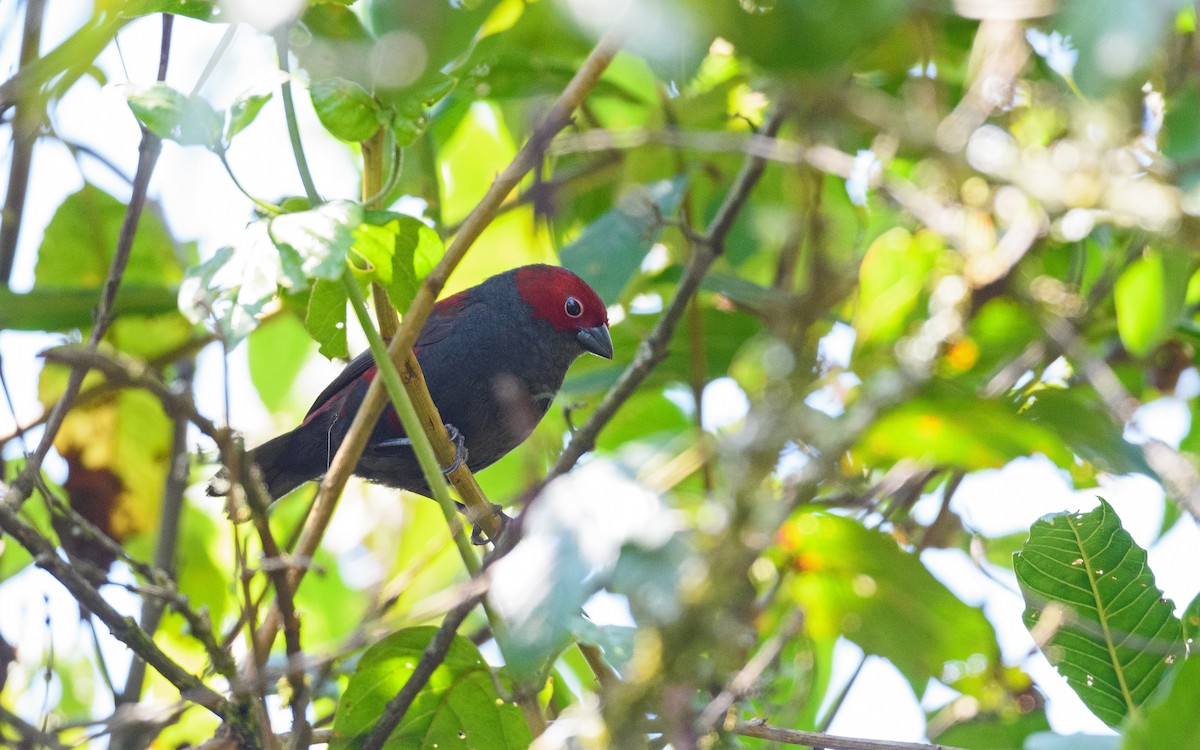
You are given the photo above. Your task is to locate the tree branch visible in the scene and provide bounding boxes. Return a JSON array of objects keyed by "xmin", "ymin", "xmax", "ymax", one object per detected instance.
[
  {"xmin": 733, "ymin": 721, "xmax": 967, "ymax": 750},
  {"xmin": 0, "ymin": 0, "xmax": 45, "ymax": 285},
  {"xmin": 545, "ymin": 105, "xmax": 790, "ymax": 483},
  {"xmin": 248, "ymin": 20, "xmax": 627, "ymax": 659},
  {"xmin": 0, "ymin": 502, "xmax": 229, "ymax": 717},
  {"xmin": 3, "ymin": 16, "xmax": 169, "ymax": 511},
  {"xmin": 359, "ymin": 590, "xmax": 485, "ymax": 750}
]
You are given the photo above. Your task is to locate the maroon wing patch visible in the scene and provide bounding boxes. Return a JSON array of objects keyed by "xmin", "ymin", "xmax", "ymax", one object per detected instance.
[{"xmin": 302, "ymin": 289, "xmax": 478, "ymax": 423}]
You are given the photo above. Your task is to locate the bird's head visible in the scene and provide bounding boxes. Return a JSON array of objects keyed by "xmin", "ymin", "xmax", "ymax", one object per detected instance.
[{"xmin": 513, "ymin": 265, "xmax": 613, "ymax": 360}]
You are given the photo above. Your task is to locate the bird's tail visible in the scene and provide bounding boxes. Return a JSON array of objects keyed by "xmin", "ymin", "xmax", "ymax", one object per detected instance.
[{"xmin": 206, "ymin": 430, "xmax": 319, "ymax": 501}]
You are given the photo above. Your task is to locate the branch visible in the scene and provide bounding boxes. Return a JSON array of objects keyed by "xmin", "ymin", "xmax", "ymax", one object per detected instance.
[
  {"xmin": 0, "ymin": 0, "xmax": 45, "ymax": 284},
  {"xmin": 695, "ymin": 610, "xmax": 805, "ymax": 730},
  {"xmin": 0, "ymin": 503, "xmax": 229, "ymax": 717},
  {"xmin": 1042, "ymin": 316, "xmax": 1200, "ymax": 524},
  {"xmin": 114, "ymin": 359, "xmax": 193, "ymax": 742},
  {"xmin": 240, "ymin": 458, "xmax": 311, "ymax": 749},
  {"xmin": 545, "ymin": 105, "xmax": 790, "ymax": 483},
  {"xmin": 274, "ymin": 30, "xmax": 321, "ymax": 206},
  {"xmin": 3, "ymin": 19, "xmax": 168, "ymax": 510},
  {"xmin": 733, "ymin": 721, "xmax": 967, "ymax": 750},
  {"xmin": 249, "ymin": 20, "xmax": 627, "ymax": 656},
  {"xmin": 359, "ymin": 590, "xmax": 485, "ymax": 750}
]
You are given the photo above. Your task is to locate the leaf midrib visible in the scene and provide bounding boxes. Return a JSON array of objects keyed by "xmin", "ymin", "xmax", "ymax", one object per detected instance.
[{"xmin": 1069, "ymin": 510, "xmax": 1135, "ymax": 715}]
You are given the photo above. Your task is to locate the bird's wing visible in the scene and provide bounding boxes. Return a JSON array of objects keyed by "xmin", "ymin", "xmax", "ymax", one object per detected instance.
[
  {"xmin": 413, "ymin": 289, "xmax": 478, "ymax": 352},
  {"xmin": 303, "ymin": 347, "xmax": 377, "ymax": 421},
  {"xmin": 301, "ymin": 290, "xmax": 479, "ymax": 421}
]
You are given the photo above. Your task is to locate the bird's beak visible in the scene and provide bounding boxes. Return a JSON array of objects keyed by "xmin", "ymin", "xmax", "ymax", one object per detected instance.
[{"xmin": 577, "ymin": 324, "xmax": 613, "ymax": 359}]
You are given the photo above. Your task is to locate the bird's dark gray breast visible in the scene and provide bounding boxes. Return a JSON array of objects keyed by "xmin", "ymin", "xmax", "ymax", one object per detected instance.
[{"xmin": 417, "ymin": 289, "xmax": 579, "ymax": 474}]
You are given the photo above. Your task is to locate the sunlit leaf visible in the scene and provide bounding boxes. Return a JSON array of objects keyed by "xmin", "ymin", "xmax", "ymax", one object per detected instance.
[
  {"xmin": 38, "ymin": 361, "xmax": 172, "ymax": 548},
  {"xmin": 1123, "ymin": 656, "xmax": 1200, "ymax": 749},
  {"xmin": 854, "ymin": 228, "xmax": 942, "ymax": 346},
  {"xmin": 331, "ymin": 627, "xmax": 531, "ymax": 750},
  {"xmin": 311, "ymin": 76, "xmax": 384, "ymax": 142},
  {"xmin": 777, "ymin": 510, "xmax": 1001, "ymax": 695},
  {"xmin": 1014, "ymin": 500, "xmax": 1183, "ymax": 727},
  {"xmin": 179, "ymin": 223, "xmax": 281, "ymax": 344},
  {"xmin": 306, "ymin": 278, "xmax": 349, "ymax": 359},
  {"xmin": 225, "ymin": 90, "xmax": 272, "ymax": 142},
  {"xmin": 122, "ymin": 82, "xmax": 223, "ymax": 148},
  {"xmin": 1114, "ymin": 248, "xmax": 1191, "ymax": 357},
  {"xmin": 859, "ymin": 387, "xmax": 1072, "ymax": 470},
  {"xmin": 351, "ymin": 211, "xmax": 437, "ymax": 313},
  {"xmin": 269, "ymin": 200, "xmax": 363, "ymax": 285},
  {"xmin": 247, "ymin": 312, "xmax": 316, "ymax": 412},
  {"xmin": 35, "ymin": 183, "xmax": 184, "ymax": 289}
]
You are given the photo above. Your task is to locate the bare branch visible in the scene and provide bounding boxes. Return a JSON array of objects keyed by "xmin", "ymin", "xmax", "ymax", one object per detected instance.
[
  {"xmin": 3, "ymin": 15, "xmax": 170, "ymax": 510},
  {"xmin": 734, "ymin": 720, "xmax": 968, "ymax": 750}
]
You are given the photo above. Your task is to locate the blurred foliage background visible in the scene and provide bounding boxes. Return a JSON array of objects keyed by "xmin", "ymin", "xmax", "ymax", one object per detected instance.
[{"xmin": 2, "ymin": 0, "xmax": 1200, "ymax": 748}]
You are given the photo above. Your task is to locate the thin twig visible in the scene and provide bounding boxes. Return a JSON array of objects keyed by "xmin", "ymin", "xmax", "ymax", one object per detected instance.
[
  {"xmin": 274, "ymin": 30, "xmax": 320, "ymax": 205},
  {"xmin": 113, "ymin": 359, "xmax": 194, "ymax": 745},
  {"xmin": 358, "ymin": 591, "xmax": 485, "ymax": 750},
  {"xmin": 733, "ymin": 720, "xmax": 967, "ymax": 750},
  {"xmin": 249, "ymin": 20, "xmax": 627, "ymax": 665},
  {"xmin": 696, "ymin": 610, "xmax": 805, "ymax": 730},
  {"xmin": 240, "ymin": 459, "xmax": 311, "ymax": 750},
  {"xmin": 0, "ymin": 504, "xmax": 229, "ymax": 716},
  {"xmin": 544, "ymin": 105, "xmax": 790, "ymax": 484},
  {"xmin": 3, "ymin": 19, "xmax": 168, "ymax": 510},
  {"xmin": 0, "ymin": 0, "xmax": 45, "ymax": 284}
]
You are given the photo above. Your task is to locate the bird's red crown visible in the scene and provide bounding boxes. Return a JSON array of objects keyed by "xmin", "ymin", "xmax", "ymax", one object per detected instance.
[{"xmin": 513, "ymin": 265, "xmax": 608, "ymax": 332}]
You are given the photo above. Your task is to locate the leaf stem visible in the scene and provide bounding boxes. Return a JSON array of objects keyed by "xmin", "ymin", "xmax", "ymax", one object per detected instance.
[
  {"xmin": 340, "ymin": 270, "xmax": 479, "ymax": 571},
  {"xmin": 274, "ymin": 29, "xmax": 321, "ymax": 206}
]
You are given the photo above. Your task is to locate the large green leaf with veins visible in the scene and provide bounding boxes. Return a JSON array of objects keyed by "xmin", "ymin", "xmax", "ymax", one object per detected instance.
[{"xmin": 1014, "ymin": 500, "xmax": 1183, "ymax": 728}]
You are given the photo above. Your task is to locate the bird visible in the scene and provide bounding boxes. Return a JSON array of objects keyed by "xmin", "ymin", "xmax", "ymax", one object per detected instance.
[{"xmin": 211, "ymin": 264, "xmax": 612, "ymax": 501}]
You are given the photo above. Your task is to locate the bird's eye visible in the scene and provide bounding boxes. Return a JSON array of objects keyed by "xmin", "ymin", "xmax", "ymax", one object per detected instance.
[{"xmin": 564, "ymin": 296, "xmax": 583, "ymax": 318}]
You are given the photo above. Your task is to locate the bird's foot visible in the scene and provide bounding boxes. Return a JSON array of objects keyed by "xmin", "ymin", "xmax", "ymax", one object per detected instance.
[
  {"xmin": 441, "ymin": 423, "xmax": 467, "ymax": 475},
  {"xmin": 376, "ymin": 423, "xmax": 467, "ymax": 476},
  {"xmin": 471, "ymin": 504, "xmax": 511, "ymax": 545}
]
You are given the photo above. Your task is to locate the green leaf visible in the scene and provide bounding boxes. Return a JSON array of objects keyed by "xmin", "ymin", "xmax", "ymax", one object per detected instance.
[
  {"xmin": 331, "ymin": 627, "xmax": 531, "ymax": 750},
  {"xmin": 225, "ymin": 90, "xmax": 272, "ymax": 142},
  {"xmin": 1123, "ymin": 656, "xmax": 1200, "ymax": 749},
  {"xmin": 179, "ymin": 221, "xmax": 283, "ymax": 344},
  {"xmin": 1025, "ymin": 734, "xmax": 1119, "ymax": 750},
  {"xmin": 35, "ymin": 183, "xmax": 183, "ymax": 289},
  {"xmin": 932, "ymin": 708, "xmax": 1052, "ymax": 749},
  {"xmin": 1181, "ymin": 592, "xmax": 1200, "ymax": 649},
  {"xmin": 858, "ymin": 387, "xmax": 1073, "ymax": 470},
  {"xmin": 1114, "ymin": 248, "xmax": 1191, "ymax": 358},
  {"xmin": 854, "ymin": 227, "xmax": 942, "ymax": 346},
  {"xmin": 0, "ymin": 286, "xmax": 180, "ymax": 331},
  {"xmin": 247, "ymin": 313, "xmax": 316, "ymax": 412},
  {"xmin": 488, "ymin": 462, "xmax": 680, "ymax": 678},
  {"xmin": 1014, "ymin": 500, "xmax": 1184, "ymax": 728},
  {"xmin": 708, "ymin": 0, "xmax": 916, "ymax": 72},
  {"xmin": 310, "ymin": 77, "xmax": 384, "ymax": 142},
  {"xmin": 122, "ymin": 82, "xmax": 223, "ymax": 148},
  {"xmin": 306, "ymin": 278, "xmax": 349, "ymax": 359},
  {"xmin": 0, "ymin": 462, "xmax": 55, "ymax": 583},
  {"xmin": 351, "ymin": 211, "xmax": 438, "ymax": 312},
  {"xmin": 561, "ymin": 176, "xmax": 688, "ymax": 303},
  {"xmin": 269, "ymin": 200, "xmax": 363, "ymax": 285},
  {"xmin": 1021, "ymin": 387, "xmax": 1153, "ymax": 478},
  {"xmin": 777, "ymin": 509, "xmax": 1001, "ymax": 695}
]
